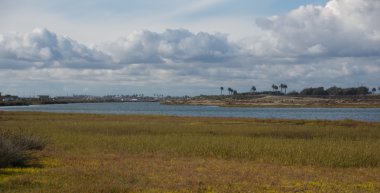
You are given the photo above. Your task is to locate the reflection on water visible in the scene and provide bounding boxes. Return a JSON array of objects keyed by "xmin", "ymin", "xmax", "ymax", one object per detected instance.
[{"xmin": 1, "ymin": 102, "xmax": 379, "ymax": 122}]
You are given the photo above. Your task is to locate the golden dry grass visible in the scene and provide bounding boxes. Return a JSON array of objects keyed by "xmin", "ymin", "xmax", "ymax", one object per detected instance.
[{"xmin": 0, "ymin": 111, "xmax": 379, "ymax": 192}]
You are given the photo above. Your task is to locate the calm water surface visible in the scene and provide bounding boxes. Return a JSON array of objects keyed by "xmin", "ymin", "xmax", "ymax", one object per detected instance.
[{"xmin": 1, "ymin": 102, "xmax": 379, "ymax": 122}]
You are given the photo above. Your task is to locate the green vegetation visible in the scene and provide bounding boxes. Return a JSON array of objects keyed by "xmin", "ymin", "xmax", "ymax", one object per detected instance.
[
  {"xmin": 0, "ymin": 111, "xmax": 379, "ymax": 192},
  {"xmin": 300, "ymin": 86, "xmax": 370, "ymax": 96},
  {"xmin": 220, "ymin": 85, "xmax": 375, "ymax": 96}
]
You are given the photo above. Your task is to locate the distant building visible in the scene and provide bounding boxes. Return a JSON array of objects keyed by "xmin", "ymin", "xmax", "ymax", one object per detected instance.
[
  {"xmin": 2, "ymin": 95, "xmax": 18, "ymax": 102},
  {"xmin": 38, "ymin": 95, "xmax": 50, "ymax": 100}
]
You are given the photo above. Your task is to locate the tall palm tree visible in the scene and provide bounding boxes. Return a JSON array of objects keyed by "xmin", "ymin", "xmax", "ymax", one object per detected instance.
[
  {"xmin": 228, "ymin": 88, "xmax": 233, "ymax": 95},
  {"xmin": 279, "ymin": 84, "xmax": 284, "ymax": 93},
  {"xmin": 284, "ymin": 84, "xmax": 288, "ymax": 94},
  {"xmin": 220, "ymin": 86, "xmax": 224, "ymax": 95},
  {"xmin": 272, "ymin": 84, "xmax": 278, "ymax": 92},
  {"xmin": 251, "ymin": 86, "xmax": 256, "ymax": 94}
]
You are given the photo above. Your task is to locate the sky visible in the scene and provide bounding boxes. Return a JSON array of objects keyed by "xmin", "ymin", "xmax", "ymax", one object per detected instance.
[{"xmin": 0, "ymin": 0, "xmax": 379, "ymax": 96}]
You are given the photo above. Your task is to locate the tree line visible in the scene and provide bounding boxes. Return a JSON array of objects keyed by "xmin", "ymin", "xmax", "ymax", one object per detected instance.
[
  {"xmin": 220, "ymin": 85, "xmax": 379, "ymax": 96},
  {"xmin": 295, "ymin": 86, "xmax": 376, "ymax": 96},
  {"xmin": 220, "ymin": 83, "xmax": 288, "ymax": 95}
]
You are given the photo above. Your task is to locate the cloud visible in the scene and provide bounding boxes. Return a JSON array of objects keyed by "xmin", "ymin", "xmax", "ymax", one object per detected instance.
[
  {"xmin": 254, "ymin": 0, "xmax": 380, "ymax": 57},
  {"xmin": 1, "ymin": 0, "xmax": 380, "ymax": 96},
  {"xmin": 99, "ymin": 29, "xmax": 236, "ymax": 65},
  {"xmin": 0, "ymin": 28, "xmax": 237, "ymax": 69},
  {"xmin": 0, "ymin": 28, "xmax": 112, "ymax": 69}
]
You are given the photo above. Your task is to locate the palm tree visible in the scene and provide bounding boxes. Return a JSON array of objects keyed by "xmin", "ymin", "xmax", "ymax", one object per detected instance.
[
  {"xmin": 272, "ymin": 84, "xmax": 278, "ymax": 92},
  {"xmin": 284, "ymin": 84, "xmax": 288, "ymax": 94},
  {"xmin": 251, "ymin": 86, "xmax": 256, "ymax": 94},
  {"xmin": 228, "ymin": 88, "xmax": 233, "ymax": 95},
  {"xmin": 372, "ymin": 88, "xmax": 376, "ymax": 94},
  {"xmin": 220, "ymin": 87, "xmax": 224, "ymax": 95},
  {"xmin": 279, "ymin": 84, "xmax": 284, "ymax": 93}
]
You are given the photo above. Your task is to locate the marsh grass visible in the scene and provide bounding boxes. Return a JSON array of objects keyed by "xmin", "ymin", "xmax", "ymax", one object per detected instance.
[
  {"xmin": 0, "ymin": 111, "xmax": 380, "ymax": 192},
  {"xmin": 1, "ymin": 111, "xmax": 379, "ymax": 168}
]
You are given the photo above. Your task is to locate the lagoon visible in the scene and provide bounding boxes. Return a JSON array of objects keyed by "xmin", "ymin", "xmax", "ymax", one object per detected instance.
[{"xmin": 1, "ymin": 102, "xmax": 379, "ymax": 122}]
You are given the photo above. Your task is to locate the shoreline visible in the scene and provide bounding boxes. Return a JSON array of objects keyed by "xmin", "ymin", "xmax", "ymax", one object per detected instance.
[
  {"xmin": 162, "ymin": 95, "xmax": 380, "ymax": 108},
  {"xmin": 2, "ymin": 95, "xmax": 380, "ymax": 108},
  {"xmin": 1, "ymin": 110, "xmax": 379, "ymax": 123},
  {"xmin": 0, "ymin": 100, "xmax": 159, "ymax": 107}
]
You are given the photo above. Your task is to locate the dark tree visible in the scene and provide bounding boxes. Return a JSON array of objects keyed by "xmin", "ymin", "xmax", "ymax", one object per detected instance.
[
  {"xmin": 287, "ymin": 91, "xmax": 299, "ymax": 96},
  {"xmin": 279, "ymin": 84, "xmax": 288, "ymax": 94},
  {"xmin": 251, "ymin": 86, "xmax": 256, "ymax": 94},
  {"xmin": 327, "ymin": 86, "xmax": 343, "ymax": 95},
  {"xmin": 312, "ymin": 87, "xmax": 328, "ymax": 95},
  {"xmin": 272, "ymin": 84, "xmax": 278, "ymax": 93},
  {"xmin": 220, "ymin": 86, "xmax": 224, "ymax": 95},
  {"xmin": 300, "ymin": 87, "xmax": 327, "ymax": 95},
  {"xmin": 279, "ymin": 84, "xmax": 284, "ymax": 93},
  {"xmin": 228, "ymin": 88, "xmax": 233, "ymax": 95},
  {"xmin": 343, "ymin": 88, "xmax": 357, "ymax": 95},
  {"xmin": 284, "ymin": 84, "xmax": 288, "ymax": 94},
  {"xmin": 356, "ymin": 86, "xmax": 369, "ymax": 95}
]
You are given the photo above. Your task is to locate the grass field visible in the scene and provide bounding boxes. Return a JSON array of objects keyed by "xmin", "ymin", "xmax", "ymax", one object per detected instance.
[{"xmin": 0, "ymin": 111, "xmax": 380, "ymax": 192}]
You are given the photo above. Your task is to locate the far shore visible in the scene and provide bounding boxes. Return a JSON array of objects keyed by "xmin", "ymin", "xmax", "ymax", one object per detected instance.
[
  {"xmin": 0, "ymin": 99, "xmax": 159, "ymax": 107},
  {"xmin": 1, "ymin": 94, "xmax": 380, "ymax": 108},
  {"xmin": 162, "ymin": 94, "xmax": 380, "ymax": 108}
]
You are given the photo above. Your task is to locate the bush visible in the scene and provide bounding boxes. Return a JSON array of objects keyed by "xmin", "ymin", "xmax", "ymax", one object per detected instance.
[
  {"xmin": 326, "ymin": 86, "xmax": 343, "ymax": 95},
  {"xmin": 0, "ymin": 129, "xmax": 47, "ymax": 168},
  {"xmin": 287, "ymin": 91, "xmax": 299, "ymax": 96},
  {"xmin": 0, "ymin": 136, "xmax": 28, "ymax": 167},
  {"xmin": 300, "ymin": 87, "xmax": 328, "ymax": 96}
]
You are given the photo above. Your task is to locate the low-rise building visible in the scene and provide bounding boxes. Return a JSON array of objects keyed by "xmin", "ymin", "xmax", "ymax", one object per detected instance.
[{"xmin": 38, "ymin": 95, "xmax": 50, "ymax": 100}]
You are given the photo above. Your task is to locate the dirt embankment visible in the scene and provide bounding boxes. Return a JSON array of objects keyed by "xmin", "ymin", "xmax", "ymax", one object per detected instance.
[{"xmin": 162, "ymin": 95, "xmax": 380, "ymax": 108}]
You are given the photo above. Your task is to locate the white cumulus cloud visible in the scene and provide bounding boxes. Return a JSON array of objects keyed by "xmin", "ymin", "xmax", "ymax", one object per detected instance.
[
  {"xmin": 0, "ymin": 28, "xmax": 237, "ymax": 69},
  {"xmin": 254, "ymin": 0, "xmax": 380, "ymax": 57},
  {"xmin": 0, "ymin": 28, "xmax": 112, "ymax": 69},
  {"xmin": 98, "ymin": 29, "xmax": 236, "ymax": 65}
]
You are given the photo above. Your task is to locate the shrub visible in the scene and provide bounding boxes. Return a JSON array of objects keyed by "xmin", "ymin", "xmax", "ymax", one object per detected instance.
[
  {"xmin": 0, "ymin": 136, "xmax": 28, "ymax": 167},
  {"xmin": 0, "ymin": 129, "xmax": 47, "ymax": 168},
  {"xmin": 7, "ymin": 132, "xmax": 47, "ymax": 150},
  {"xmin": 300, "ymin": 87, "xmax": 328, "ymax": 95},
  {"xmin": 287, "ymin": 91, "xmax": 299, "ymax": 96}
]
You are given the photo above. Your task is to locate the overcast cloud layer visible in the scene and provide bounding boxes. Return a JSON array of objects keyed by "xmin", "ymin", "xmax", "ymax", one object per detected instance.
[{"xmin": 0, "ymin": 0, "xmax": 379, "ymax": 96}]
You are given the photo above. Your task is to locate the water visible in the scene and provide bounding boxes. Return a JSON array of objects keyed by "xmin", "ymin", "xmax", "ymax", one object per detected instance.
[{"xmin": 1, "ymin": 102, "xmax": 379, "ymax": 122}]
